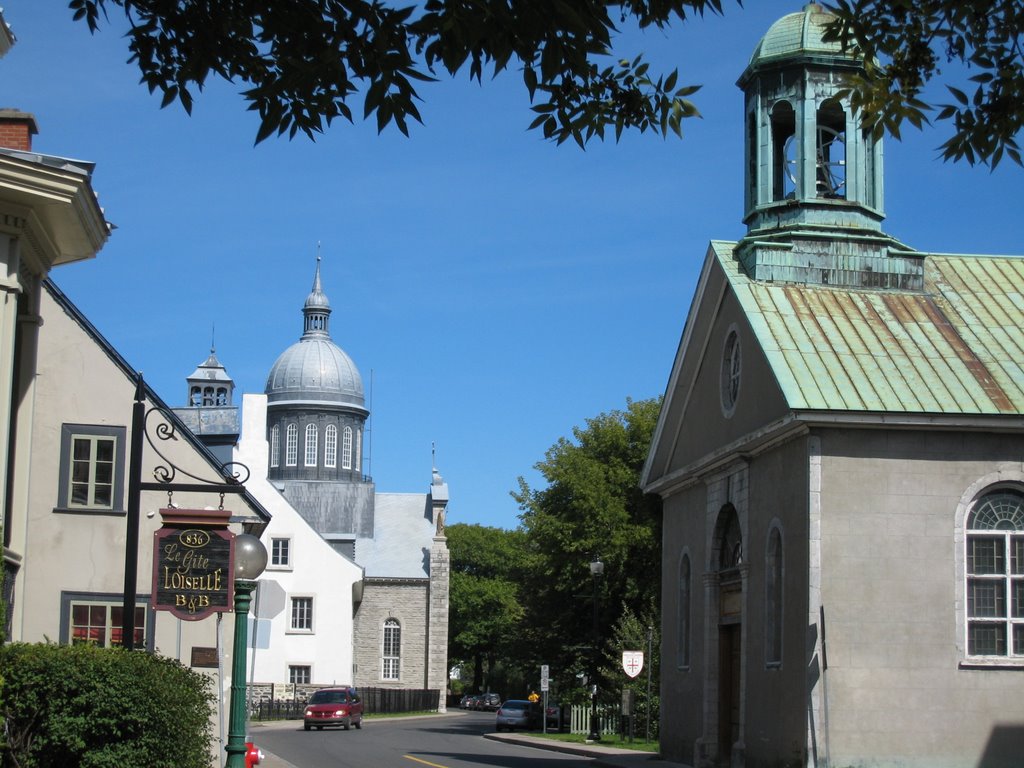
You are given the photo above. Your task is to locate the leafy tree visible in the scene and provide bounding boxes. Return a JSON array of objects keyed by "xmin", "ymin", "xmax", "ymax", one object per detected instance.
[
  {"xmin": 825, "ymin": 0, "xmax": 1023, "ymax": 167},
  {"xmin": 69, "ymin": 0, "xmax": 715, "ymax": 147},
  {"xmin": 447, "ymin": 523, "xmax": 531, "ymax": 694},
  {"xmin": 600, "ymin": 603, "xmax": 660, "ymax": 739},
  {"xmin": 69, "ymin": 1, "xmax": 1023, "ymax": 163},
  {"xmin": 513, "ymin": 396, "xmax": 662, "ymax": 695}
]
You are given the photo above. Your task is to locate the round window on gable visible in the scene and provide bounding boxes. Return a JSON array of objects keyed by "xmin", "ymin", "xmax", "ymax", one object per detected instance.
[{"xmin": 721, "ymin": 327, "xmax": 742, "ymax": 417}]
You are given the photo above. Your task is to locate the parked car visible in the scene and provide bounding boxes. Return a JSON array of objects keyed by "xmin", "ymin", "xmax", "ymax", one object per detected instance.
[
  {"xmin": 458, "ymin": 694, "xmax": 473, "ymax": 709},
  {"xmin": 303, "ymin": 687, "xmax": 363, "ymax": 731},
  {"xmin": 495, "ymin": 699, "xmax": 541, "ymax": 732},
  {"xmin": 481, "ymin": 693, "xmax": 501, "ymax": 711}
]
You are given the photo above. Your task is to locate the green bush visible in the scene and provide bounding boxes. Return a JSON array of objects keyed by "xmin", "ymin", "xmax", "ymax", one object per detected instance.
[{"xmin": 0, "ymin": 642, "xmax": 215, "ymax": 768}]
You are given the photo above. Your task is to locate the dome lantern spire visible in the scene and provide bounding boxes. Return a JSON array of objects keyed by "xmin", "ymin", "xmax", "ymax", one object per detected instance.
[{"xmin": 302, "ymin": 245, "xmax": 331, "ymax": 338}]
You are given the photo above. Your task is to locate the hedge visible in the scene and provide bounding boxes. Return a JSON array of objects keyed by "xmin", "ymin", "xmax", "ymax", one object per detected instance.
[{"xmin": 0, "ymin": 642, "xmax": 215, "ymax": 768}]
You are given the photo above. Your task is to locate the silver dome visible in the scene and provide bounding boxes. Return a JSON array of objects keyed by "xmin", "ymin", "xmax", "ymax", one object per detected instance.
[{"xmin": 265, "ymin": 337, "xmax": 365, "ymax": 409}]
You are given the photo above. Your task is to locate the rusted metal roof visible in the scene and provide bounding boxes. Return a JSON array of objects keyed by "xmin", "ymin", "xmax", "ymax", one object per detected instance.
[{"xmin": 713, "ymin": 241, "xmax": 1024, "ymax": 415}]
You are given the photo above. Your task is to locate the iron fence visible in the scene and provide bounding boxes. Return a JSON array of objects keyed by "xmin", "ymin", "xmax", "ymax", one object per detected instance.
[{"xmin": 249, "ymin": 686, "xmax": 440, "ymax": 721}]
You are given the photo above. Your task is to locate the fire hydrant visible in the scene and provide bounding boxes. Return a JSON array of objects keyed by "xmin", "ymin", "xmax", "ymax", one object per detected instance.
[{"xmin": 244, "ymin": 741, "xmax": 263, "ymax": 768}]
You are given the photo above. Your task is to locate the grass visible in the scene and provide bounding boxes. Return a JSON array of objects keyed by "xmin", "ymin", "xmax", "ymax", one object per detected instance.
[
  {"xmin": 364, "ymin": 710, "xmax": 441, "ymax": 720},
  {"xmin": 529, "ymin": 731, "xmax": 659, "ymax": 752}
]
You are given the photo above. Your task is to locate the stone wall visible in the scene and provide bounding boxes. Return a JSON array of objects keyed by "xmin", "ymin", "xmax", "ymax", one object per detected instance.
[{"xmin": 353, "ymin": 579, "xmax": 430, "ymax": 689}]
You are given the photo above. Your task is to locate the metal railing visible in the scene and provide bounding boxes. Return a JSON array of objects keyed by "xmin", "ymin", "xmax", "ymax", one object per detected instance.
[{"xmin": 249, "ymin": 686, "xmax": 440, "ymax": 721}]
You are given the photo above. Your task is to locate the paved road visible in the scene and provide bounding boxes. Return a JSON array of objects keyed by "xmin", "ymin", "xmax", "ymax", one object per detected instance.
[{"xmin": 249, "ymin": 710, "xmax": 601, "ymax": 768}]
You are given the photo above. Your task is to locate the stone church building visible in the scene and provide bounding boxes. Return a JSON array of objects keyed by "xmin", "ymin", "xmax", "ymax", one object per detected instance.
[{"xmin": 642, "ymin": 5, "xmax": 1023, "ymax": 768}]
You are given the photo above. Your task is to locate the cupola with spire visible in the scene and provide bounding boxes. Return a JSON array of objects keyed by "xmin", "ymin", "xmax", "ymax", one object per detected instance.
[{"xmin": 173, "ymin": 342, "xmax": 239, "ymax": 464}]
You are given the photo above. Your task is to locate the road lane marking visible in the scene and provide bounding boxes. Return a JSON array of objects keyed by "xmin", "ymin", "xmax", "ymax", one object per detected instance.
[{"xmin": 404, "ymin": 756, "xmax": 448, "ymax": 768}]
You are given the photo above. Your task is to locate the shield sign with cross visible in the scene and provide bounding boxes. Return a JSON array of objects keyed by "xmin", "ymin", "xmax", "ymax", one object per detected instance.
[{"xmin": 622, "ymin": 650, "xmax": 644, "ymax": 678}]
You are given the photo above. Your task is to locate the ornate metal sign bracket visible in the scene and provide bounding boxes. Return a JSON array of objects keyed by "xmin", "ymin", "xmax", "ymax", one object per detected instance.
[
  {"xmin": 136, "ymin": 396, "xmax": 251, "ymax": 496},
  {"xmin": 122, "ymin": 372, "xmax": 251, "ymax": 650}
]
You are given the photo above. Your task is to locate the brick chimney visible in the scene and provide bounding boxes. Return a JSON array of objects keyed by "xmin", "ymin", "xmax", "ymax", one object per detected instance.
[{"xmin": 0, "ymin": 110, "xmax": 38, "ymax": 151}]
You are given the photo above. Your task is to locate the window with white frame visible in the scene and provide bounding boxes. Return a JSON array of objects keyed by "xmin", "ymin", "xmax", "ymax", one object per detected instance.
[
  {"xmin": 677, "ymin": 553, "xmax": 691, "ymax": 669},
  {"xmin": 270, "ymin": 425, "xmax": 280, "ymax": 468},
  {"xmin": 356, "ymin": 429, "xmax": 362, "ymax": 472},
  {"xmin": 271, "ymin": 538, "xmax": 291, "ymax": 568},
  {"xmin": 325, "ymin": 425, "xmax": 337, "ymax": 468},
  {"xmin": 765, "ymin": 527, "xmax": 784, "ymax": 665},
  {"xmin": 966, "ymin": 489, "xmax": 1024, "ymax": 658},
  {"xmin": 289, "ymin": 665, "xmax": 311, "ymax": 684},
  {"xmin": 305, "ymin": 423, "xmax": 318, "ymax": 467},
  {"xmin": 285, "ymin": 424, "xmax": 298, "ymax": 466},
  {"xmin": 290, "ymin": 596, "xmax": 313, "ymax": 632},
  {"xmin": 342, "ymin": 426, "xmax": 353, "ymax": 470},
  {"xmin": 382, "ymin": 618, "xmax": 401, "ymax": 680},
  {"xmin": 56, "ymin": 425, "xmax": 126, "ymax": 513}
]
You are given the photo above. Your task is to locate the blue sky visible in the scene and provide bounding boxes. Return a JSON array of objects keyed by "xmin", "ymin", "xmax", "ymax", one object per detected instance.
[{"xmin": 4, "ymin": 2, "xmax": 1021, "ymax": 530}]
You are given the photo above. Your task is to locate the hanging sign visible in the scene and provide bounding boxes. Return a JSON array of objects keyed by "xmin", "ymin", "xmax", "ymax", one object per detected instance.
[
  {"xmin": 152, "ymin": 508, "xmax": 235, "ymax": 621},
  {"xmin": 622, "ymin": 650, "xmax": 644, "ymax": 679}
]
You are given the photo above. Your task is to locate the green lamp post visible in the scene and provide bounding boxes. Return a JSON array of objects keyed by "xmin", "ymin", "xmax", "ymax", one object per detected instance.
[{"xmin": 226, "ymin": 533, "xmax": 267, "ymax": 768}]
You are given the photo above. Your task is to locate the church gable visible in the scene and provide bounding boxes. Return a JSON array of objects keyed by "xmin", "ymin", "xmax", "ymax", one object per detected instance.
[{"xmin": 643, "ymin": 244, "xmax": 790, "ymax": 492}]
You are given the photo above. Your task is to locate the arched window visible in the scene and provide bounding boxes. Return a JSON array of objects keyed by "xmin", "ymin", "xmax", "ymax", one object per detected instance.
[
  {"xmin": 285, "ymin": 424, "xmax": 298, "ymax": 467},
  {"xmin": 814, "ymin": 99, "xmax": 846, "ymax": 198},
  {"xmin": 342, "ymin": 426, "xmax": 353, "ymax": 470},
  {"xmin": 324, "ymin": 425, "xmax": 337, "ymax": 468},
  {"xmin": 770, "ymin": 100, "xmax": 796, "ymax": 200},
  {"xmin": 717, "ymin": 507, "xmax": 743, "ymax": 571},
  {"xmin": 304, "ymin": 424, "xmax": 318, "ymax": 467},
  {"xmin": 382, "ymin": 618, "xmax": 401, "ymax": 680},
  {"xmin": 215, "ymin": 387, "xmax": 228, "ymax": 405},
  {"xmin": 966, "ymin": 489, "xmax": 1024, "ymax": 658},
  {"xmin": 189, "ymin": 386, "xmax": 201, "ymax": 406},
  {"xmin": 202, "ymin": 386, "xmax": 215, "ymax": 406},
  {"xmin": 677, "ymin": 553, "xmax": 691, "ymax": 669},
  {"xmin": 270, "ymin": 425, "xmax": 280, "ymax": 468},
  {"xmin": 766, "ymin": 526, "xmax": 784, "ymax": 665}
]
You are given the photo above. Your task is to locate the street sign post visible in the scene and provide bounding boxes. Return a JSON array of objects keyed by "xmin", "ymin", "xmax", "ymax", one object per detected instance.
[{"xmin": 540, "ymin": 665, "xmax": 550, "ymax": 733}]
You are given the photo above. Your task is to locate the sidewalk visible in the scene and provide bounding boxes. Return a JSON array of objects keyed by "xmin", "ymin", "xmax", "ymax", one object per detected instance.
[
  {"xmin": 247, "ymin": 716, "xmax": 694, "ymax": 768},
  {"xmin": 484, "ymin": 731, "xmax": 693, "ymax": 768}
]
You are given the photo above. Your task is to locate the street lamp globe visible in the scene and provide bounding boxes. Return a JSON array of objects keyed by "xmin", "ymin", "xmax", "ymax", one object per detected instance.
[
  {"xmin": 590, "ymin": 558, "xmax": 604, "ymax": 578},
  {"xmin": 234, "ymin": 533, "xmax": 268, "ymax": 580}
]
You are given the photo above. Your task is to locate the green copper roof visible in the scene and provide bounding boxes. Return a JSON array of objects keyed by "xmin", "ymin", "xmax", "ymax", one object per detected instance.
[
  {"xmin": 743, "ymin": 3, "xmax": 850, "ymax": 77},
  {"xmin": 712, "ymin": 241, "xmax": 1024, "ymax": 414}
]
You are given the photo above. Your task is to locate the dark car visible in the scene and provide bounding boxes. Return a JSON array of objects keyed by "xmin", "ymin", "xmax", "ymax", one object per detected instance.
[
  {"xmin": 481, "ymin": 693, "xmax": 501, "ymax": 711},
  {"xmin": 495, "ymin": 699, "xmax": 541, "ymax": 732},
  {"xmin": 303, "ymin": 687, "xmax": 363, "ymax": 731}
]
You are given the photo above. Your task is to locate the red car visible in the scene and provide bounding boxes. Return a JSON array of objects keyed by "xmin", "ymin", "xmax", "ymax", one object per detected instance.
[{"xmin": 303, "ymin": 687, "xmax": 363, "ymax": 731}]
